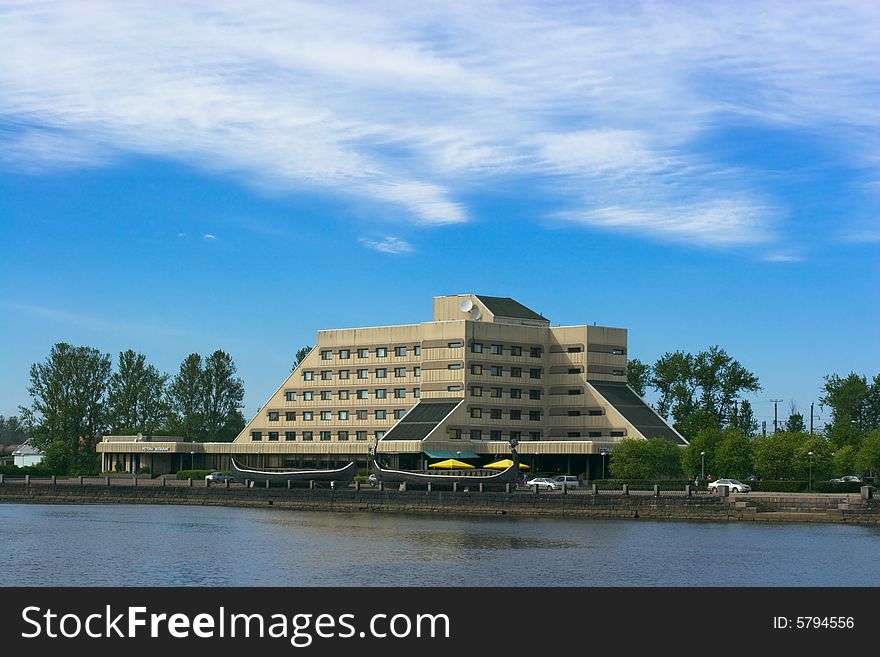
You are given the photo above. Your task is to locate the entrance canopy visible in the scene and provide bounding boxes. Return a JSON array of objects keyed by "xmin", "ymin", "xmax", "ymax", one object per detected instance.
[{"xmin": 424, "ymin": 450, "xmax": 479, "ymax": 459}]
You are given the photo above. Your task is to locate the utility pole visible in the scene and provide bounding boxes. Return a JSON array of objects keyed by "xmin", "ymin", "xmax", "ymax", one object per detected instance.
[
  {"xmin": 810, "ymin": 402, "xmax": 814, "ymax": 434},
  {"xmin": 762, "ymin": 420, "xmax": 767, "ymax": 437},
  {"xmin": 770, "ymin": 399, "xmax": 782, "ymax": 433}
]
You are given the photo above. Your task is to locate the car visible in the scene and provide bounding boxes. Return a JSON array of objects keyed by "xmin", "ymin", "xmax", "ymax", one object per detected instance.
[
  {"xmin": 205, "ymin": 472, "xmax": 233, "ymax": 483},
  {"xmin": 707, "ymin": 478, "xmax": 751, "ymax": 493},
  {"xmin": 550, "ymin": 475, "xmax": 581, "ymax": 489},
  {"xmin": 831, "ymin": 475, "xmax": 862, "ymax": 483},
  {"xmin": 526, "ymin": 477, "xmax": 560, "ymax": 491},
  {"xmin": 368, "ymin": 473, "xmax": 380, "ymax": 487}
]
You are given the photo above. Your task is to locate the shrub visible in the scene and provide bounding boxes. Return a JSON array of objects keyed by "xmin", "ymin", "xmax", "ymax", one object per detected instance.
[
  {"xmin": 175, "ymin": 469, "xmax": 216, "ymax": 480},
  {"xmin": 0, "ymin": 464, "xmax": 54, "ymax": 477}
]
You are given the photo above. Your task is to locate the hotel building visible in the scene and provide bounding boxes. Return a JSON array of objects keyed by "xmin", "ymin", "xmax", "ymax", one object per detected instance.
[{"xmin": 98, "ymin": 294, "xmax": 685, "ymax": 477}]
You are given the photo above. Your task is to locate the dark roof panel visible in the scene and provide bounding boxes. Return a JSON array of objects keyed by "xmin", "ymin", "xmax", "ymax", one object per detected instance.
[
  {"xmin": 380, "ymin": 399, "xmax": 462, "ymax": 441},
  {"xmin": 475, "ymin": 296, "xmax": 548, "ymax": 322},
  {"xmin": 589, "ymin": 382, "xmax": 687, "ymax": 445}
]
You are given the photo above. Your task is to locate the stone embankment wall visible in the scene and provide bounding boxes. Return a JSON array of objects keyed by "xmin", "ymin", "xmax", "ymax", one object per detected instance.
[{"xmin": 1, "ymin": 478, "xmax": 878, "ymax": 524}]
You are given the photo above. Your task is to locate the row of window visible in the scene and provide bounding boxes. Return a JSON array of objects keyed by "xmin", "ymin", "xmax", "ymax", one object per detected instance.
[
  {"xmin": 304, "ymin": 366, "xmax": 421, "ymax": 381},
  {"xmin": 461, "ymin": 364, "xmax": 543, "ymax": 378},
  {"xmin": 284, "ymin": 388, "xmax": 420, "ymax": 402},
  {"xmin": 470, "ymin": 408, "xmax": 542, "ymax": 421},
  {"xmin": 469, "ymin": 343, "xmax": 543, "ymax": 357},
  {"xmin": 320, "ymin": 346, "xmax": 421, "ymax": 360},
  {"xmin": 448, "ymin": 429, "xmax": 542, "ymax": 441},
  {"xmin": 251, "ymin": 430, "xmax": 386, "ymax": 442},
  {"xmin": 268, "ymin": 409, "xmax": 407, "ymax": 422},
  {"xmin": 470, "ymin": 386, "xmax": 543, "ymax": 399}
]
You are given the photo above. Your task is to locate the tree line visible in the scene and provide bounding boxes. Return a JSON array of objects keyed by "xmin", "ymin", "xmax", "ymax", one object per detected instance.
[{"xmin": 19, "ymin": 343, "xmax": 246, "ymax": 475}]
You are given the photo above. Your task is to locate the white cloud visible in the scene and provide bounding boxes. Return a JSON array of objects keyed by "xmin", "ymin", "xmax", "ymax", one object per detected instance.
[
  {"xmin": 203, "ymin": 233, "xmax": 217, "ymax": 241},
  {"xmin": 762, "ymin": 252, "xmax": 803, "ymax": 263},
  {"xmin": 358, "ymin": 236, "xmax": 414, "ymax": 254},
  {"xmin": 0, "ymin": 1, "xmax": 877, "ymax": 246}
]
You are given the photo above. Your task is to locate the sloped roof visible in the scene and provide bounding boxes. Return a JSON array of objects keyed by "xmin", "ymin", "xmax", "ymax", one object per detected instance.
[
  {"xmin": 381, "ymin": 399, "xmax": 462, "ymax": 441},
  {"xmin": 589, "ymin": 381, "xmax": 687, "ymax": 445},
  {"xmin": 475, "ymin": 296, "xmax": 548, "ymax": 321},
  {"xmin": 12, "ymin": 441, "xmax": 43, "ymax": 456}
]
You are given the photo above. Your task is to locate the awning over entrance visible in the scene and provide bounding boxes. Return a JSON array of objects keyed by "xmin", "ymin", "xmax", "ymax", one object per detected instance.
[{"xmin": 424, "ymin": 450, "xmax": 479, "ymax": 459}]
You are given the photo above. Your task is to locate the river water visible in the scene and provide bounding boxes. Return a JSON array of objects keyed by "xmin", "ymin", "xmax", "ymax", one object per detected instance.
[{"xmin": 1, "ymin": 503, "xmax": 878, "ymax": 586}]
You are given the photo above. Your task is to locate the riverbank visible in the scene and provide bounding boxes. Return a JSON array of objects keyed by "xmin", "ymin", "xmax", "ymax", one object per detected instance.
[{"xmin": 1, "ymin": 477, "xmax": 878, "ymax": 524}]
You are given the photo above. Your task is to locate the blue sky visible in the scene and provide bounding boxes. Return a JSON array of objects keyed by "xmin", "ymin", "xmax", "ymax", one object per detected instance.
[{"xmin": 1, "ymin": 1, "xmax": 878, "ymax": 430}]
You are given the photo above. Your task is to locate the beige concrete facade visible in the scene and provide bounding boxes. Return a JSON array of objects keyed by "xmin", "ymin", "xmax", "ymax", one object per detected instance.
[{"xmin": 97, "ymin": 294, "xmax": 684, "ymax": 477}]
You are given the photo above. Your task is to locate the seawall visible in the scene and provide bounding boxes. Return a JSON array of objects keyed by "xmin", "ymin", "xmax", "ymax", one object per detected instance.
[{"xmin": 1, "ymin": 478, "xmax": 878, "ymax": 524}]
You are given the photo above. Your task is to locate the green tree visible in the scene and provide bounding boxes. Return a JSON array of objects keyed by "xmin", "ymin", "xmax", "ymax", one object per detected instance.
[
  {"xmin": 714, "ymin": 429, "xmax": 752, "ymax": 480},
  {"xmin": 732, "ymin": 399, "xmax": 758, "ymax": 436},
  {"xmin": 674, "ymin": 409, "xmax": 717, "ymax": 443},
  {"xmin": 19, "ymin": 343, "xmax": 112, "ymax": 475},
  {"xmin": 785, "ymin": 412, "xmax": 805, "ymax": 434},
  {"xmin": 821, "ymin": 372, "xmax": 874, "ymax": 445},
  {"xmin": 0, "ymin": 415, "xmax": 28, "ymax": 444},
  {"xmin": 693, "ymin": 346, "xmax": 761, "ymax": 427},
  {"xmin": 168, "ymin": 354, "xmax": 204, "ymax": 441},
  {"xmin": 106, "ymin": 350, "xmax": 169, "ymax": 436},
  {"xmin": 855, "ymin": 429, "xmax": 880, "ymax": 478},
  {"xmin": 650, "ymin": 351, "xmax": 697, "ymax": 422},
  {"xmin": 292, "ymin": 345, "xmax": 312, "ymax": 372},
  {"xmin": 645, "ymin": 437, "xmax": 683, "ymax": 479},
  {"xmin": 831, "ymin": 445, "xmax": 858, "ymax": 477},
  {"xmin": 200, "ymin": 350, "xmax": 245, "ymax": 441},
  {"xmin": 626, "ymin": 358, "xmax": 650, "ymax": 397},
  {"xmin": 751, "ymin": 432, "xmax": 802, "ymax": 480},
  {"xmin": 794, "ymin": 435, "xmax": 833, "ymax": 483},
  {"xmin": 609, "ymin": 438, "xmax": 682, "ymax": 479}
]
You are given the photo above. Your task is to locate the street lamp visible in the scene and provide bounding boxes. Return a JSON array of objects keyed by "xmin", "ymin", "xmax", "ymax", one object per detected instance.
[
  {"xmin": 190, "ymin": 450, "xmax": 195, "ymax": 470},
  {"xmin": 700, "ymin": 451, "xmax": 705, "ymax": 480},
  {"xmin": 808, "ymin": 451, "xmax": 813, "ymax": 492}
]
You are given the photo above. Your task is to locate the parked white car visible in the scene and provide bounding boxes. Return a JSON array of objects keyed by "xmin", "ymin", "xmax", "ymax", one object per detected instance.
[
  {"xmin": 550, "ymin": 475, "xmax": 581, "ymax": 489},
  {"xmin": 205, "ymin": 472, "xmax": 233, "ymax": 483},
  {"xmin": 526, "ymin": 477, "xmax": 560, "ymax": 491},
  {"xmin": 707, "ymin": 478, "xmax": 751, "ymax": 493},
  {"xmin": 832, "ymin": 475, "xmax": 862, "ymax": 483}
]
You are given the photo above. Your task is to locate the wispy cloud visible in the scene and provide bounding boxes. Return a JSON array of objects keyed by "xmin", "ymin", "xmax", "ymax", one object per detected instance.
[
  {"xmin": 762, "ymin": 252, "xmax": 803, "ymax": 263},
  {"xmin": 0, "ymin": 1, "xmax": 877, "ymax": 247},
  {"xmin": 0, "ymin": 300, "xmax": 186, "ymax": 338},
  {"xmin": 202, "ymin": 233, "xmax": 217, "ymax": 241},
  {"xmin": 358, "ymin": 236, "xmax": 414, "ymax": 254}
]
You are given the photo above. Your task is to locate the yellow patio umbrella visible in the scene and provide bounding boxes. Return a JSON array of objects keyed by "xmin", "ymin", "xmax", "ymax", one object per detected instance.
[
  {"xmin": 428, "ymin": 459, "xmax": 474, "ymax": 469},
  {"xmin": 483, "ymin": 459, "xmax": 530, "ymax": 470}
]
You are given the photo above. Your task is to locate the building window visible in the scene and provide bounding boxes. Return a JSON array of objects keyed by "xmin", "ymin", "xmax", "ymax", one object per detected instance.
[
  {"xmin": 529, "ymin": 368, "xmax": 542, "ymax": 379},
  {"xmin": 568, "ymin": 389, "xmax": 583, "ymax": 396},
  {"xmin": 375, "ymin": 431, "xmax": 386, "ymax": 440},
  {"xmin": 510, "ymin": 431, "xmax": 521, "ymax": 441},
  {"xmin": 269, "ymin": 431, "xmax": 279, "ymax": 441},
  {"xmin": 414, "ymin": 345, "xmax": 421, "ymax": 356},
  {"xmin": 338, "ymin": 431, "xmax": 349, "ymax": 441},
  {"xmin": 447, "ymin": 385, "xmax": 462, "ymax": 392},
  {"xmin": 357, "ymin": 389, "xmax": 369, "ymax": 399},
  {"xmin": 529, "ymin": 432, "xmax": 541, "ymax": 441},
  {"xmin": 471, "ymin": 342, "xmax": 483, "ymax": 353},
  {"xmin": 395, "ymin": 346, "xmax": 407, "ymax": 357},
  {"xmin": 320, "ymin": 411, "xmax": 332, "ymax": 421},
  {"xmin": 285, "ymin": 391, "xmax": 297, "ymax": 402},
  {"xmin": 375, "ymin": 410, "xmax": 386, "ymax": 420},
  {"xmin": 510, "ymin": 388, "xmax": 522, "ymax": 399},
  {"xmin": 356, "ymin": 410, "xmax": 368, "ymax": 420},
  {"xmin": 303, "ymin": 431, "xmax": 313, "ymax": 441},
  {"xmin": 303, "ymin": 411, "xmax": 314, "ymax": 421},
  {"xmin": 530, "ymin": 347, "xmax": 542, "ymax": 358},
  {"xmin": 612, "ymin": 369, "xmax": 625, "ymax": 376},
  {"xmin": 529, "ymin": 410, "xmax": 541, "ymax": 421},
  {"xmin": 490, "ymin": 387, "xmax": 502, "ymax": 398},
  {"xmin": 471, "ymin": 429, "xmax": 482, "ymax": 440},
  {"xmin": 589, "ymin": 431, "xmax": 602, "ymax": 438},
  {"xmin": 612, "ymin": 348, "xmax": 625, "ymax": 355},
  {"xmin": 285, "ymin": 431, "xmax": 296, "ymax": 441},
  {"xmin": 394, "ymin": 367, "xmax": 406, "ymax": 377},
  {"xmin": 303, "ymin": 371, "xmax": 314, "ymax": 380},
  {"xmin": 470, "ymin": 364, "xmax": 482, "ymax": 375},
  {"xmin": 413, "ymin": 388, "xmax": 420, "ymax": 398},
  {"xmin": 448, "ymin": 363, "xmax": 462, "ymax": 370},
  {"xmin": 490, "ymin": 408, "xmax": 502, "ymax": 420},
  {"xmin": 339, "ymin": 370, "xmax": 350, "ymax": 380},
  {"xmin": 567, "ymin": 346, "xmax": 582, "ymax": 353},
  {"xmin": 357, "ymin": 348, "xmax": 368, "ymax": 358},
  {"xmin": 375, "ymin": 389, "xmax": 387, "ymax": 399},
  {"xmin": 321, "ymin": 370, "xmax": 332, "ymax": 380},
  {"xmin": 303, "ymin": 391, "xmax": 314, "ymax": 401},
  {"xmin": 376, "ymin": 368, "xmax": 387, "ymax": 378},
  {"xmin": 357, "ymin": 369, "xmax": 368, "ymax": 379},
  {"xmin": 490, "ymin": 430, "xmax": 502, "ymax": 441},
  {"xmin": 490, "ymin": 365, "xmax": 503, "ymax": 376},
  {"xmin": 394, "ymin": 409, "xmax": 406, "ymax": 419},
  {"xmin": 320, "ymin": 431, "xmax": 331, "ymax": 441},
  {"xmin": 510, "ymin": 346, "xmax": 522, "ymax": 356},
  {"xmin": 588, "ymin": 409, "xmax": 603, "ymax": 416},
  {"xmin": 490, "ymin": 344, "xmax": 503, "ymax": 355},
  {"xmin": 321, "ymin": 350, "xmax": 332, "ymax": 360},
  {"xmin": 338, "ymin": 390, "xmax": 350, "ymax": 400},
  {"xmin": 268, "ymin": 411, "xmax": 279, "ymax": 421},
  {"xmin": 339, "ymin": 349, "xmax": 350, "ymax": 360},
  {"xmin": 320, "ymin": 390, "xmax": 331, "ymax": 400},
  {"xmin": 251, "ymin": 431, "xmax": 262, "ymax": 441},
  {"xmin": 339, "ymin": 410, "xmax": 349, "ymax": 420},
  {"xmin": 568, "ymin": 432, "xmax": 581, "ymax": 438},
  {"xmin": 414, "ymin": 367, "xmax": 421, "ymax": 377},
  {"xmin": 376, "ymin": 347, "xmax": 387, "ymax": 358},
  {"xmin": 611, "ymin": 431, "xmax": 625, "ymax": 437},
  {"xmin": 285, "ymin": 411, "xmax": 296, "ymax": 421},
  {"xmin": 394, "ymin": 388, "xmax": 406, "ymax": 398},
  {"xmin": 356, "ymin": 431, "xmax": 367, "ymax": 441},
  {"xmin": 529, "ymin": 389, "xmax": 542, "ymax": 400},
  {"xmin": 448, "ymin": 341, "xmax": 463, "ymax": 348},
  {"xmin": 470, "ymin": 407, "xmax": 482, "ymax": 418},
  {"xmin": 510, "ymin": 410, "xmax": 522, "ymax": 420},
  {"xmin": 510, "ymin": 367, "xmax": 522, "ymax": 378},
  {"xmin": 568, "ymin": 368, "xmax": 582, "ymax": 374},
  {"xmin": 448, "ymin": 428, "xmax": 462, "ymax": 440},
  {"xmin": 568, "ymin": 410, "xmax": 581, "ymax": 416}
]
